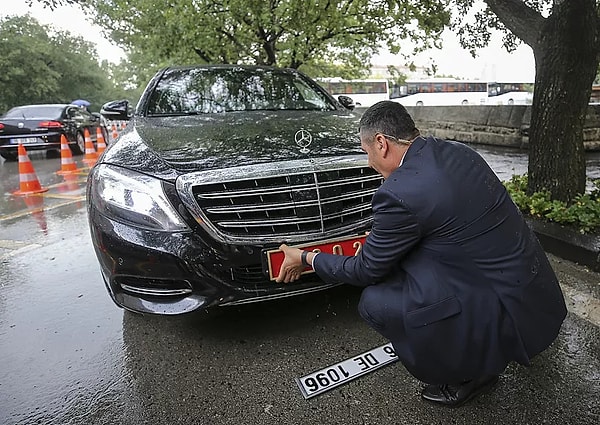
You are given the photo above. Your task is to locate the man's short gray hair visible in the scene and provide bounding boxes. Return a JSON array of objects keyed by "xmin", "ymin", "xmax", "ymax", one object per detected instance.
[{"xmin": 359, "ymin": 101, "xmax": 419, "ymax": 143}]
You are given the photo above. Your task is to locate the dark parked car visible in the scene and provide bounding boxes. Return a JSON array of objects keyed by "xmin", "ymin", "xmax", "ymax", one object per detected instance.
[
  {"xmin": 87, "ymin": 64, "xmax": 382, "ymax": 315},
  {"xmin": 0, "ymin": 103, "xmax": 108, "ymax": 161}
]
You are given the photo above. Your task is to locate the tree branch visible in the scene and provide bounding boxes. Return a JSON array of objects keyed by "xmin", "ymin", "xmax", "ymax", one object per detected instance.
[
  {"xmin": 484, "ymin": 0, "xmax": 545, "ymax": 47},
  {"xmin": 193, "ymin": 47, "xmax": 212, "ymax": 63}
]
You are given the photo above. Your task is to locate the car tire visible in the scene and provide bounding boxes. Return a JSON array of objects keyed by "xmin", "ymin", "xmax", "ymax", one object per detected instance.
[
  {"xmin": 0, "ymin": 151, "xmax": 18, "ymax": 161},
  {"xmin": 70, "ymin": 131, "xmax": 85, "ymax": 155},
  {"xmin": 416, "ymin": 101, "xmax": 424, "ymax": 106},
  {"xmin": 461, "ymin": 100, "xmax": 469, "ymax": 105}
]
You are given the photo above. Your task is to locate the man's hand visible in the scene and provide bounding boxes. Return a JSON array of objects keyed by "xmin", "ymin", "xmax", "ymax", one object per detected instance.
[{"xmin": 275, "ymin": 244, "xmax": 307, "ymax": 283}]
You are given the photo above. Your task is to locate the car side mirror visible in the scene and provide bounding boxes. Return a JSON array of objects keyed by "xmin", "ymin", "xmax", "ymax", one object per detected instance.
[
  {"xmin": 100, "ymin": 99, "xmax": 132, "ymax": 121},
  {"xmin": 337, "ymin": 95, "xmax": 355, "ymax": 111}
]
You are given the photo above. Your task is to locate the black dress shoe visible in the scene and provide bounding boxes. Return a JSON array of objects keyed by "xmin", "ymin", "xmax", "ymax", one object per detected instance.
[{"xmin": 421, "ymin": 375, "xmax": 499, "ymax": 407}]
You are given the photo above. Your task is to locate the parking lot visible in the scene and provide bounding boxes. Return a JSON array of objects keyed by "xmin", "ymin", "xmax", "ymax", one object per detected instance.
[{"xmin": 0, "ymin": 148, "xmax": 599, "ymax": 425}]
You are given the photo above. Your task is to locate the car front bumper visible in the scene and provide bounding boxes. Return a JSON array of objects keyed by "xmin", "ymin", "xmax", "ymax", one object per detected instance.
[{"xmin": 87, "ymin": 206, "xmax": 341, "ymax": 315}]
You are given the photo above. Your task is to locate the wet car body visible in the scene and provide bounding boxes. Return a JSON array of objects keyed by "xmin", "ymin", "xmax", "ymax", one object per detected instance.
[
  {"xmin": 0, "ymin": 104, "xmax": 108, "ymax": 161},
  {"xmin": 87, "ymin": 65, "xmax": 382, "ymax": 315}
]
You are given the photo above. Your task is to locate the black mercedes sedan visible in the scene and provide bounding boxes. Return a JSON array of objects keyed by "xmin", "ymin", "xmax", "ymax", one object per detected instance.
[
  {"xmin": 0, "ymin": 104, "xmax": 108, "ymax": 161},
  {"xmin": 88, "ymin": 64, "xmax": 382, "ymax": 315}
]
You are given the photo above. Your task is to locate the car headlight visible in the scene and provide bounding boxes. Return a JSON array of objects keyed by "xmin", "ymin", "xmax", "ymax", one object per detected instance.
[{"xmin": 89, "ymin": 164, "xmax": 190, "ymax": 232}]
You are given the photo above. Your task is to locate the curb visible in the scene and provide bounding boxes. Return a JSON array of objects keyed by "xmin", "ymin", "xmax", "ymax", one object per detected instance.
[
  {"xmin": 526, "ymin": 218, "xmax": 600, "ymax": 271},
  {"xmin": 527, "ymin": 218, "xmax": 600, "ymax": 327}
]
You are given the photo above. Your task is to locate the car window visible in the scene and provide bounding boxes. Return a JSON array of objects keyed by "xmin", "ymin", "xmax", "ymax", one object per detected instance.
[
  {"xmin": 294, "ymin": 78, "xmax": 331, "ymax": 108},
  {"xmin": 67, "ymin": 106, "xmax": 93, "ymax": 121},
  {"xmin": 146, "ymin": 67, "xmax": 336, "ymax": 116},
  {"xmin": 4, "ymin": 105, "xmax": 64, "ymax": 119}
]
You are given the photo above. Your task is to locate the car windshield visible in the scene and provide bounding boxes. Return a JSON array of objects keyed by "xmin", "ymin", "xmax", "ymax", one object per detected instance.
[
  {"xmin": 146, "ymin": 67, "xmax": 336, "ymax": 116},
  {"xmin": 3, "ymin": 105, "xmax": 64, "ymax": 120}
]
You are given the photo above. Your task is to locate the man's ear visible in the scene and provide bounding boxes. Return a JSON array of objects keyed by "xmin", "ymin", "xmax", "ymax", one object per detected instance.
[
  {"xmin": 378, "ymin": 135, "xmax": 389, "ymax": 155},
  {"xmin": 375, "ymin": 133, "xmax": 386, "ymax": 151}
]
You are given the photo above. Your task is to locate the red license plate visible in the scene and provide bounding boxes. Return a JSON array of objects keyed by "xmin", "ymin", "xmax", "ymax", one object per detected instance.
[{"xmin": 263, "ymin": 234, "xmax": 367, "ymax": 281}]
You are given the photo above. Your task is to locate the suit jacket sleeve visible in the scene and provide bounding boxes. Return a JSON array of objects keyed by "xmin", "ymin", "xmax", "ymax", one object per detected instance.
[{"xmin": 313, "ymin": 186, "xmax": 421, "ymax": 287}]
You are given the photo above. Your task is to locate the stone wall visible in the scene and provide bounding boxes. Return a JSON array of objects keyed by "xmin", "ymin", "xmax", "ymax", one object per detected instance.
[{"xmin": 356, "ymin": 104, "xmax": 600, "ymax": 151}]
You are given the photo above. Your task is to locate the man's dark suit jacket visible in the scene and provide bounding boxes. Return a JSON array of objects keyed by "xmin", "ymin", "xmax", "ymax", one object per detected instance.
[{"xmin": 313, "ymin": 136, "xmax": 567, "ymax": 384}]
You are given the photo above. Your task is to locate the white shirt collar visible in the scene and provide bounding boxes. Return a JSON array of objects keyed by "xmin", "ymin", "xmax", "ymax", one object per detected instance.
[{"xmin": 398, "ymin": 147, "xmax": 409, "ymax": 167}]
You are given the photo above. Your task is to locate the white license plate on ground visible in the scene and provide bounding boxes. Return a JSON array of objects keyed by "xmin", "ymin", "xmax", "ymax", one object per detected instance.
[
  {"xmin": 295, "ymin": 342, "xmax": 399, "ymax": 399},
  {"xmin": 10, "ymin": 137, "xmax": 41, "ymax": 144}
]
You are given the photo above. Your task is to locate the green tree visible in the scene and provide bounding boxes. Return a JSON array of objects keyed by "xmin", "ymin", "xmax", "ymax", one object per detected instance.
[
  {"xmin": 453, "ymin": 0, "xmax": 600, "ymax": 203},
  {"xmin": 79, "ymin": 0, "xmax": 450, "ymax": 84},
  {"xmin": 34, "ymin": 0, "xmax": 600, "ymax": 205},
  {"xmin": 0, "ymin": 15, "xmax": 124, "ymax": 112}
]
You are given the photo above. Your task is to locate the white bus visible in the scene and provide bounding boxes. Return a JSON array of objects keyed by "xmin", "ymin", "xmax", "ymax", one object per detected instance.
[
  {"xmin": 317, "ymin": 78, "xmax": 390, "ymax": 107},
  {"xmin": 390, "ymin": 79, "xmax": 533, "ymax": 106},
  {"xmin": 485, "ymin": 91, "xmax": 533, "ymax": 105}
]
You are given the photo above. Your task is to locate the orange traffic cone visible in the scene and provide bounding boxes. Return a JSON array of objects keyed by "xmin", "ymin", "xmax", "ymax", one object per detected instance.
[
  {"xmin": 96, "ymin": 127, "xmax": 107, "ymax": 154},
  {"xmin": 82, "ymin": 128, "xmax": 98, "ymax": 166},
  {"xmin": 111, "ymin": 123, "xmax": 119, "ymax": 143},
  {"xmin": 13, "ymin": 144, "xmax": 49, "ymax": 196},
  {"xmin": 120, "ymin": 120, "xmax": 127, "ymax": 130},
  {"xmin": 56, "ymin": 134, "xmax": 82, "ymax": 175}
]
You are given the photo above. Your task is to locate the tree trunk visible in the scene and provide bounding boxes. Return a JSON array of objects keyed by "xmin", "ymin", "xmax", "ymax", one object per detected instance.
[{"xmin": 527, "ymin": 0, "xmax": 599, "ymax": 203}]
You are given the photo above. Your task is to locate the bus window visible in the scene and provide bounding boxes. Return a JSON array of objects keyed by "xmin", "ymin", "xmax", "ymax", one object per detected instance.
[{"xmin": 316, "ymin": 78, "xmax": 390, "ymax": 107}]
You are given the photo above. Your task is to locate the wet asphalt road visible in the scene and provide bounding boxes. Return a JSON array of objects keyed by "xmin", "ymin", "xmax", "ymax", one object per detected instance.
[{"xmin": 0, "ymin": 147, "xmax": 599, "ymax": 425}]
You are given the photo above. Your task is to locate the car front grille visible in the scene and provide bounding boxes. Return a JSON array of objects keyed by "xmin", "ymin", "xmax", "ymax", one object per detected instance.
[
  {"xmin": 177, "ymin": 156, "xmax": 382, "ymax": 243},
  {"xmin": 230, "ymin": 265, "xmax": 267, "ymax": 286},
  {"xmin": 229, "ymin": 264, "xmax": 325, "ymax": 290}
]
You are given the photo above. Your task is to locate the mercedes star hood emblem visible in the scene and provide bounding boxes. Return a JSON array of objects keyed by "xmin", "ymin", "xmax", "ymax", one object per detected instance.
[{"xmin": 294, "ymin": 129, "xmax": 312, "ymax": 153}]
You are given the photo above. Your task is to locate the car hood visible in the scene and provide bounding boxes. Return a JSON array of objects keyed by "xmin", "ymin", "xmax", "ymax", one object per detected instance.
[{"xmin": 101, "ymin": 110, "xmax": 364, "ymax": 180}]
